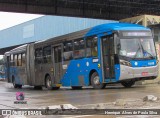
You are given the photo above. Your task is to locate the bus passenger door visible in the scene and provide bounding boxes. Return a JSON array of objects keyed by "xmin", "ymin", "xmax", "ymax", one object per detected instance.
[
  {"xmin": 101, "ymin": 35, "xmax": 115, "ymax": 81},
  {"xmin": 35, "ymin": 48, "xmax": 43, "ymax": 85},
  {"xmin": 53, "ymin": 45, "xmax": 63, "ymax": 84}
]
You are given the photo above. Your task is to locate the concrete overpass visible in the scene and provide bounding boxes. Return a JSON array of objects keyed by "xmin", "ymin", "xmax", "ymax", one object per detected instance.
[{"xmin": 0, "ymin": 0, "xmax": 160, "ymax": 20}]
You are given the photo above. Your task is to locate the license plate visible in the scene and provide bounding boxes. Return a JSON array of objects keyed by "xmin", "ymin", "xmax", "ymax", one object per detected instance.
[{"xmin": 142, "ymin": 72, "xmax": 148, "ymax": 76}]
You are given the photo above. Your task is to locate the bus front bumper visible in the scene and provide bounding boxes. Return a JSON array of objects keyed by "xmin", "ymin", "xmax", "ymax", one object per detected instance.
[{"xmin": 119, "ymin": 65, "xmax": 159, "ymax": 81}]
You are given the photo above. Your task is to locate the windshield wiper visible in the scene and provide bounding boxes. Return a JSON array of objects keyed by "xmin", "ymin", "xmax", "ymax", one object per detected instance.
[
  {"xmin": 143, "ymin": 49, "xmax": 154, "ymax": 59},
  {"xmin": 133, "ymin": 44, "xmax": 141, "ymax": 60},
  {"xmin": 141, "ymin": 43, "xmax": 154, "ymax": 59},
  {"xmin": 133, "ymin": 41, "xmax": 155, "ymax": 60}
]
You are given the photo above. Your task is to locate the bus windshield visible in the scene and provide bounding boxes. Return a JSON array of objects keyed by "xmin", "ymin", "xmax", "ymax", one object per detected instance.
[{"xmin": 119, "ymin": 38, "xmax": 156, "ymax": 59}]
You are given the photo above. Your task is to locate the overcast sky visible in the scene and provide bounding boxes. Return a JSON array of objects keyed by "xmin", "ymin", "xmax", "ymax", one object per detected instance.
[
  {"xmin": 0, "ymin": 12, "xmax": 43, "ymax": 58},
  {"xmin": 0, "ymin": 12, "xmax": 43, "ymax": 31}
]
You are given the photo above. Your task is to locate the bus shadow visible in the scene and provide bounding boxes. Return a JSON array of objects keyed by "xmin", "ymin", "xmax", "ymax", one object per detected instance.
[{"xmin": 6, "ymin": 84, "xmax": 147, "ymax": 92}]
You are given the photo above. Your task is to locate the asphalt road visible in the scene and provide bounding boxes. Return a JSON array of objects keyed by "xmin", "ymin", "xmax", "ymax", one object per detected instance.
[{"xmin": 0, "ymin": 81, "xmax": 160, "ymax": 109}]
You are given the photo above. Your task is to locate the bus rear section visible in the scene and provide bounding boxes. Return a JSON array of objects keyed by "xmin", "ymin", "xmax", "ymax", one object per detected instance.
[{"xmin": 4, "ymin": 45, "xmax": 28, "ymax": 88}]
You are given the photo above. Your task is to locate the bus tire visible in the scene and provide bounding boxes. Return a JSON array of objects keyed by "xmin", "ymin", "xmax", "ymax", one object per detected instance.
[
  {"xmin": 12, "ymin": 77, "xmax": 19, "ymax": 88},
  {"xmin": 34, "ymin": 86, "xmax": 42, "ymax": 90},
  {"xmin": 121, "ymin": 80, "xmax": 135, "ymax": 88},
  {"xmin": 46, "ymin": 76, "xmax": 52, "ymax": 90},
  {"xmin": 71, "ymin": 86, "xmax": 82, "ymax": 90},
  {"xmin": 91, "ymin": 72, "xmax": 106, "ymax": 89},
  {"xmin": 46, "ymin": 76, "xmax": 60, "ymax": 90},
  {"xmin": 52, "ymin": 87, "xmax": 60, "ymax": 90},
  {"xmin": 18, "ymin": 85, "xmax": 22, "ymax": 89}
]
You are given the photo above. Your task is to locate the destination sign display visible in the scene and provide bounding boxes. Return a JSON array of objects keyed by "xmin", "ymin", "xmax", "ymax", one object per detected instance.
[{"xmin": 122, "ymin": 31, "xmax": 152, "ymax": 37}]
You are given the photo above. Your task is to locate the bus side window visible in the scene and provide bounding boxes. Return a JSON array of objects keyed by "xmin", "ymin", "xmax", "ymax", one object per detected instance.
[
  {"xmin": 10, "ymin": 54, "xmax": 14, "ymax": 66},
  {"xmin": 43, "ymin": 46, "xmax": 51, "ymax": 64},
  {"xmin": 63, "ymin": 41, "xmax": 73, "ymax": 61},
  {"xmin": 35, "ymin": 48, "xmax": 43, "ymax": 64},
  {"xmin": 92, "ymin": 37, "xmax": 98, "ymax": 57},
  {"xmin": 86, "ymin": 37, "xmax": 98, "ymax": 57},
  {"xmin": 18, "ymin": 54, "xmax": 22, "ymax": 66},
  {"xmin": 22, "ymin": 53, "xmax": 26, "ymax": 67},
  {"xmin": 86, "ymin": 38, "xmax": 92, "ymax": 57},
  {"xmin": 14, "ymin": 54, "xmax": 17, "ymax": 66},
  {"xmin": 73, "ymin": 38, "xmax": 85, "ymax": 59}
]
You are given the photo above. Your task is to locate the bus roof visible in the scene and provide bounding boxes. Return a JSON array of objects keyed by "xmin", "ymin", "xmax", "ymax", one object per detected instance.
[
  {"xmin": 5, "ymin": 44, "xmax": 27, "ymax": 55},
  {"xmin": 4, "ymin": 23, "xmax": 151, "ymax": 55},
  {"xmin": 86, "ymin": 23, "xmax": 150, "ymax": 36}
]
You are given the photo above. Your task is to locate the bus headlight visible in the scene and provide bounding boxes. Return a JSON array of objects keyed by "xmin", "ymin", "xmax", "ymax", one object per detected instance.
[
  {"xmin": 120, "ymin": 60, "xmax": 131, "ymax": 67},
  {"xmin": 156, "ymin": 60, "xmax": 159, "ymax": 64}
]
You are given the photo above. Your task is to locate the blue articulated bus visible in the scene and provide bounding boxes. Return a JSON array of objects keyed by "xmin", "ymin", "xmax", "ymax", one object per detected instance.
[{"xmin": 4, "ymin": 23, "xmax": 159, "ymax": 89}]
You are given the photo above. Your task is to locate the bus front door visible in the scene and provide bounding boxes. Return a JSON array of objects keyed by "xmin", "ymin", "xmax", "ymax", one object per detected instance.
[
  {"xmin": 101, "ymin": 35, "xmax": 115, "ymax": 81},
  {"xmin": 53, "ymin": 45, "xmax": 63, "ymax": 84}
]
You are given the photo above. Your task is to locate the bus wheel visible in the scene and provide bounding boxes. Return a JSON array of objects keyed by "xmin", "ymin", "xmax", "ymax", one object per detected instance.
[
  {"xmin": 46, "ymin": 76, "xmax": 52, "ymax": 90},
  {"xmin": 12, "ymin": 78, "xmax": 19, "ymax": 88},
  {"xmin": 34, "ymin": 86, "xmax": 42, "ymax": 90},
  {"xmin": 18, "ymin": 85, "xmax": 22, "ymax": 89},
  {"xmin": 91, "ymin": 72, "xmax": 106, "ymax": 89},
  {"xmin": 121, "ymin": 80, "xmax": 135, "ymax": 88},
  {"xmin": 46, "ymin": 76, "xmax": 60, "ymax": 90},
  {"xmin": 71, "ymin": 86, "xmax": 82, "ymax": 90},
  {"xmin": 52, "ymin": 87, "xmax": 60, "ymax": 90}
]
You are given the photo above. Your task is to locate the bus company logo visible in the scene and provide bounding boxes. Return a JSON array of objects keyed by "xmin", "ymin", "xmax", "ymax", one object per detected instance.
[
  {"xmin": 134, "ymin": 62, "xmax": 138, "ymax": 66},
  {"xmin": 14, "ymin": 92, "xmax": 27, "ymax": 104}
]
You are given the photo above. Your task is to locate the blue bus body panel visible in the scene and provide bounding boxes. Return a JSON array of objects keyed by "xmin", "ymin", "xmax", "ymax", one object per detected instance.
[
  {"xmin": 130, "ymin": 59, "xmax": 156, "ymax": 67},
  {"xmin": 61, "ymin": 59, "xmax": 157, "ymax": 86},
  {"xmin": 61, "ymin": 60, "xmax": 121, "ymax": 86},
  {"xmin": 0, "ymin": 65, "xmax": 6, "ymax": 80},
  {"xmin": 60, "ymin": 60, "xmax": 121, "ymax": 86},
  {"xmin": 10, "ymin": 67, "xmax": 23, "ymax": 85},
  {"xmin": 61, "ymin": 58, "xmax": 102, "ymax": 86},
  {"xmin": 114, "ymin": 64, "xmax": 120, "ymax": 81}
]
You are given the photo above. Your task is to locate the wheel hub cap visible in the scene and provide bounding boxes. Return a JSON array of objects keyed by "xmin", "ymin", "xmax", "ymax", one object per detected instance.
[
  {"xmin": 93, "ymin": 76, "xmax": 100, "ymax": 85},
  {"xmin": 47, "ymin": 79, "xmax": 51, "ymax": 87}
]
